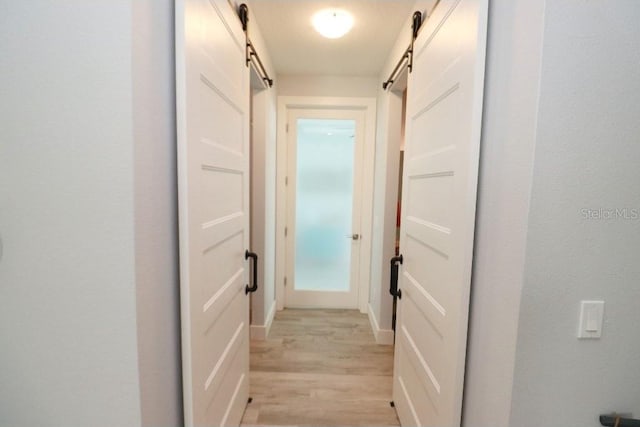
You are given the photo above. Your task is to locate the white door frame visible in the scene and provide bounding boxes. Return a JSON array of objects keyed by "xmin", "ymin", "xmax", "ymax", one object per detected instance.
[
  {"xmin": 275, "ymin": 96, "xmax": 376, "ymax": 314},
  {"xmin": 285, "ymin": 108, "xmax": 365, "ymax": 309}
]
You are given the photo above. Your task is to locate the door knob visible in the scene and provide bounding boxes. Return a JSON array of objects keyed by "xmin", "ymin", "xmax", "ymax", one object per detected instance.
[{"xmin": 346, "ymin": 234, "xmax": 360, "ymax": 240}]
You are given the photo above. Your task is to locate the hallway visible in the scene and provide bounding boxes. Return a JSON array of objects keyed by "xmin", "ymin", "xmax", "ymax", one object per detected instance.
[{"xmin": 241, "ymin": 309, "xmax": 398, "ymax": 426}]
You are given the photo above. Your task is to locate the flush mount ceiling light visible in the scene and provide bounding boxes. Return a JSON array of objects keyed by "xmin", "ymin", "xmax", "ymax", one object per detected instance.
[{"xmin": 312, "ymin": 9, "xmax": 354, "ymax": 39}]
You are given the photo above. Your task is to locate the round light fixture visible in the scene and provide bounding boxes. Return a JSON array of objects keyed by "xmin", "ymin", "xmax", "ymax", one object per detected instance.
[{"xmin": 312, "ymin": 9, "xmax": 354, "ymax": 39}]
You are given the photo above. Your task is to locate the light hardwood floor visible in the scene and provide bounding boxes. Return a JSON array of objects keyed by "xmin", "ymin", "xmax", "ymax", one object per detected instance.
[{"xmin": 241, "ymin": 309, "xmax": 399, "ymax": 427}]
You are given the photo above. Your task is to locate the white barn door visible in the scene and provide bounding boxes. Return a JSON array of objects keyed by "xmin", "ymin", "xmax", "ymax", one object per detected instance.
[
  {"xmin": 392, "ymin": 0, "xmax": 488, "ymax": 425},
  {"xmin": 176, "ymin": 0, "xmax": 251, "ymax": 425}
]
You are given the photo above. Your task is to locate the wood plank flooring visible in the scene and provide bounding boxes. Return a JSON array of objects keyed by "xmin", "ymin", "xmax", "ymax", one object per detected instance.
[{"xmin": 241, "ymin": 309, "xmax": 399, "ymax": 427}]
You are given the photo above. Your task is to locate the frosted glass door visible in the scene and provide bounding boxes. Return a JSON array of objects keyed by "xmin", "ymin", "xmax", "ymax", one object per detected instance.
[{"xmin": 294, "ymin": 119, "xmax": 355, "ymax": 291}]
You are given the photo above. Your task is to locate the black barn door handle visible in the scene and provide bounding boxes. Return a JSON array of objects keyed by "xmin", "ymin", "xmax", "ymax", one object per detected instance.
[
  {"xmin": 390, "ymin": 254, "xmax": 403, "ymax": 299},
  {"xmin": 245, "ymin": 250, "xmax": 258, "ymax": 294}
]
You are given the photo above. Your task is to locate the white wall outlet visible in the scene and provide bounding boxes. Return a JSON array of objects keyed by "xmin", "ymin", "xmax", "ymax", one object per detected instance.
[{"xmin": 577, "ymin": 300, "xmax": 605, "ymax": 339}]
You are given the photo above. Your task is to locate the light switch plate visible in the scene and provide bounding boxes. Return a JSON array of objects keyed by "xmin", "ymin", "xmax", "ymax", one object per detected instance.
[{"xmin": 577, "ymin": 300, "xmax": 605, "ymax": 339}]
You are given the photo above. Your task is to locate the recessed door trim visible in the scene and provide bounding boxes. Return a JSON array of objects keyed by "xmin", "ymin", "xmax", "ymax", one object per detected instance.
[
  {"xmin": 275, "ymin": 96, "xmax": 377, "ymax": 314},
  {"xmin": 285, "ymin": 109, "xmax": 365, "ymax": 309}
]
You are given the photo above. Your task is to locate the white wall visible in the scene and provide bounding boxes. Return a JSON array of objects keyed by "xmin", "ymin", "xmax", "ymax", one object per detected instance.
[
  {"xmin": 464, "ymin": 1, "xmax": 640, "ymax": 426},
  {"xmin": 246, "ymin": 7, "xmax": 278, "ymax": 336},
  {"xmin": 0, "ymin": 3, "xmax": 142, "ymax": 426},
  {"xmin": 250, "ymin": 86, "xmax": 278, "ymax": 334},
  {"xmin": 0, "ymin": 2, "xmax": 181, "ymax": 425},
  {"xmin": 509, "ymin": 1, "xmax": 640, "ymax": 425},
  {"xmin": 277, "ymin": 74, "xmax": 378, "ymax": 98},
  {"xmin": 132, "ymin": 0, "xmax": 183, "ymax": 425},
  {"xmin": 368, "ymin": 0, "xmax": 436, "ymax": 339},
  {"xmin": 369, "ymin": 86, "xmax": 403, "ymax": 336},
  {"xmin": 462, "ymin": 0, "xmax": 544, "ymax": 425}
]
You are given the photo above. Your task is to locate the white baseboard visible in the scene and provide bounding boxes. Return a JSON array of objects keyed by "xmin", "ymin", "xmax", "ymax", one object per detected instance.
[
  {"xmin": 250, "ymin": 300, "xmax": 277, "ymax": 340},
  {"xmin": 367, "ymin": 303, "xmax": 395, "ymax": 345},
  {"xmin": 265, "ymin": 299, "xmax": 276, "ymax": 335}
]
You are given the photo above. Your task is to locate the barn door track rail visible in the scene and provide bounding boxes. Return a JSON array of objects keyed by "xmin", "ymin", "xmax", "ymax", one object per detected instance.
[
  {"xmin": 382, "ymin": 10, "xmax": 423, "ymax": 90},
  {"xmin": 238, "ymin": 3, "xmax": 274, "ymax": 88}
]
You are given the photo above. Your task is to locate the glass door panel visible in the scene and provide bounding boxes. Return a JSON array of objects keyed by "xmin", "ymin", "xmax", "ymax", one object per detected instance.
[{"xmin": 294, "ymin": 118, "xmax": 356, "ymax": 292}]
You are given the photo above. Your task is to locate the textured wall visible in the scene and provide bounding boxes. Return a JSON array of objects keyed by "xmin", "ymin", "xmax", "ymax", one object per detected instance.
[
  {"xmin": 0, "ymin": 2, "xmax": 142, "ymax": 425},
  {"xmin": 277, "ymin": 75, "xmax": 379, "ymax": 98},
  {"xmin": 132, "ymin": 0, "xmax": 183, "ymax": 425},
  {"xmin": 510, "ymin": 2, "xmax": 640, "ymax": 426},
  {"xmin": 462, "ymin": 0, "xmax": 544, "ymax": 425}
]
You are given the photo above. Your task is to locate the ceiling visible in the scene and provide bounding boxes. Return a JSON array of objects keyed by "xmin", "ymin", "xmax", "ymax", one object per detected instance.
[{"xmin": 246, "ymin": 0, "xmax": 416, "ymax": 76}]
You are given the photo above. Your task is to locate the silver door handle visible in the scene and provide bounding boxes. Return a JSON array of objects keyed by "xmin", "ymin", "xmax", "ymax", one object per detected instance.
[{"xmin": 346, "ymin": 234, "xmax": 360, "ymax": 240}]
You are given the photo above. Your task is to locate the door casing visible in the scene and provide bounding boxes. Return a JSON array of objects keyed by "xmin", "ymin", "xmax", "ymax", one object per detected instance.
[
  {"xmin": 275, "ymin": 96, "xmax": 377, "ymax": 314},
  {"xmin": 284, "ymin": 108, "xmax": 366, "ymax": 309}
]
